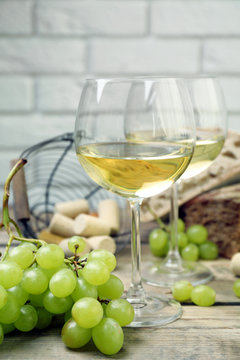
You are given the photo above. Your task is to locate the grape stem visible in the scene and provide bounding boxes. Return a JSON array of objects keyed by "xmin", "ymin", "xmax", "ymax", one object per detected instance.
[
  {"xmin": 0, "ymin": 158, "xmax": 46, "ymax": 262},
  {"xmin": 145, "ymin": 204, "xmax": 169, "ymax": 232}
]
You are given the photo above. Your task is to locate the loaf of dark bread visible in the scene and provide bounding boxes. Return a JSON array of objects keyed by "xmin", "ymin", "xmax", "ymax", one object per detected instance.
[{"xmin": 180, "ymin": 184, "xmax": 240, "ymax": 259}]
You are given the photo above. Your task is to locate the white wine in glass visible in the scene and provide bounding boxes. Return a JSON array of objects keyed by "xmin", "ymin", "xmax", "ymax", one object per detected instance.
[
  {"xmin": 75, "ymin": 78, "xmax": 196, "ymax": 327},
  {"xmin": 142, "ymin": 77, "xmax": 227, "ymax": 287}
]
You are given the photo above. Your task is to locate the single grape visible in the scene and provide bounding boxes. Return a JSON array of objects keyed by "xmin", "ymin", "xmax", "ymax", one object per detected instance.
[
  {"xmin": 36, "ymin": 244, "xmax": 64, "ymax": 270},
  {"xmin": 178, "ymin": 232, "xmax": 189, "ymax": 248},
  {"xmin": 18, "ymin": 242, "xmax": 37, "ymax": 251},
  {"xmin": 14, "ymin": 304, "xmax": 38, "ymax": 332},
  {"xmin": 82, "ymin": 260, "xmax": 110, "ymax": 286},
  {"xmin": 21, "ymin": 267, "xmax": 48, "ymax": 295},
  {"xmin": 29, "ymin": 292, "xmax": 46, "ymax": 307},
  {"xmin": 181, "ymin": 243, "xmax": 199, "ymax": 262},
  {"xmin": 71, "ymin": 275, "xmax": 98, "ymax": 302},
  {"xmin": 72, "ymin": 297, "xmax": 103, "ymax": 328},
  {"xmin": 199, "ymin": 241, "xmax": 219, "ymax": 260},
  {"xmin": 0, "ymin": 324, "xmax": 3, "ymax": 345},
  {"xmin": 92, "ymin": 317, "xmax": 124, "ymax": 355},
  {"xmin": 149, "ymin": 229, "xmax": 169, "ymax": 257},
  {"xmin": 187, "ymin": 225, "xmax": 208, "ymax": 245},
  {"xmin": 88, "ymin": 250, "xmax": 116, "ymax": 272},
  {"xmin": 49, "ymin": 269, "xmax": 77, "ymax": 298},
  {"xmin": 68, "ymin": 236, "xmax": 86, "ymax": 254},
  {"xmin": 7, "ymin": 284, "xmax": 28, "ymax": 306},
  {"xmin": 0, "ymin": 293, "xmax": 20, "ymax": 324},
  {"xmin": 171, "ymin": 280, "xmax": 194, "ymax": 302},
  {"xmin": 1, "ymin": 322, "xmax": 15, "ymax": 334},
  {"xmin": 105, "ymin": 299, "xmax": 134, "ymax": 326},
  {"xmin": 43, "ymin": 290, "xmax": 73, "ymax": 314},
  {"xmin": 191, "ymin": 285, "xmax": 216, "ymax": 306},
  {"xmin": 8, "ymin": 246, "xmax": 34, "ymax": 269},
  {"xmin": 35, "ymin": 307, "xmax": 52, "ymax": 329},
  {"xmin": 0, "ymin": 285, "xmax": 8, "ymax": 309},
  {"xmin": 98, "ymin": 275, "xmax": 124, "ymax": 300},
  {"xmin": 233, "ymin": 279, "xmax": 240, "ymax": 298},
  {"xmin": 0, "ymin": 261, "xmax": 23, "ymax": 289},
  {"xmin": 177, "ymin": 219, "xmax": 185, "ymax": 233},
  {"xmin": 61, "ymin": 318, "xmax": 92, "ymax": 349}
]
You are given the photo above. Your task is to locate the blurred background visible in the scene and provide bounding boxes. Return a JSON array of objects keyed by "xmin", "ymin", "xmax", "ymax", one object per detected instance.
[{"xmin": 0, "ymin": 0, "xmax": 240, "ymax": 195}]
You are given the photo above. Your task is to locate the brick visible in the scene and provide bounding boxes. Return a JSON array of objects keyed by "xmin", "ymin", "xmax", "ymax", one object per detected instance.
[
  {"xmin": 0, "ymin": 115, "xmax": 75, "ymax": 149},
  {"xmin": 220, "ymin": 78, "xmax": 240, "ymax": 112},
  {"xmin": 151, "ymin": 1, "xmax": 240, "ymax": 36},
  {"xmin": 203, "ymin": 40, "xmax": 240, "ymax": 74},
  {"xmin": 36, "ymin": 1, "xmax": 147, "ymax": 35},
  {"xmin": 0, "ymin": 77, "xmax": 33, "ymax": 111},
  {"xmin": 36, "ymin": 77, "xmax": 83, "ymax": 111},
  {"xmin": 90, "ymin": 39, "xmax": 200, "ymax": 74},
  {"xmin": 0, "ymin": 1, "xmax": 32, "ymax": 34},
  {"xmin": 0, "ymin": 39, "xmax": 86, "ymax": 74}
]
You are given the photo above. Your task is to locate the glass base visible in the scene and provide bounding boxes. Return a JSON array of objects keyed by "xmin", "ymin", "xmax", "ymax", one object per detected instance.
[
  {"xmin": 142, "ymin": 260, "xmax": 213, "ymax": 287},
  {"xmin": 124, "ymin": 292, "xmax": 182, "ymax": 327}
]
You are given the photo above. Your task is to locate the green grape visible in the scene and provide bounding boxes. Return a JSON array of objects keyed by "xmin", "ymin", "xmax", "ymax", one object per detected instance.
[
  {"xmin": 68, "ymin": 236, "xmax": 86, "ymax": 254},
  {"xmin": 0, "ymin": 293, "xmax": 20, "ymax": 324},
  {"xmin": 149, "ymin": 229, "xmax": 169, "ymax": 257},
  {"xmin": 0, "ymin": 261, "xmax": 23, "ymax": 289},
  {"xmin": 105, "ymin": 299, "xmax": 134, "ymax": 326},
  {"xmin": 92, "ymin": 317, "xmax": 124, "ymax": 355},
  {"xmin": 61, "ymin": 318, "xmax": 92, "ymax": 349},
  {"xmin": 39, "ymin": 266, "xmax": 59, "ymax": 280},
  {"xmin": 98, "ymin": 274, "xmax": 124, "ymax": 300},
  {"xmin": 72, "ymin": 297, "xmax": 103, "ymax": 328},
  {"xmin": 64, "ymin": 309, "xmax": 72, "ymax": 323},
  {"xmin": 171, "ymin": 280, "xmax": 194, "ymax": 302},
  {"xmin": 178, "ymin": 232, "xmax": 189, "ymax": 248},
  {"xmin": 1, "ymin": 322, "xmax": 15, "ymax": 334},
  {"xmin": 0, "ymin": 324, "xmax": 3, "ymax": 345},
  {"xmin": 0, "ymin": 285, "xmax": 8, "ymax": 309},
  {"xmin": 36, "ymin": 244, "xmax": 64, "ymax": 270},
  {"xmin": 199, "ymin": 241, "xmax": 219, "ymax": 260},
  {"xmin": 7, "ymin": 284, "xmax": 28, "ymax": 306},
  {"xmin": 29, "ymin": 292, "xmax": 46, "ymax": 307},
  {"xmin": 43, "ymin": 290, "xmax": 73, "ymax": 314},
  {"xmin": 71, "ymin": 275, "xmax": 98, "ymax": 302},
  {"xmin": 233, "ymin": 279, "xmax": 240, "ymax": 298},
  {"xmin": 14, "ymin": 304, "xmax": 38, "ymax": 332},
  {"xmin": 187, "ymin": 224, "xmax": 208, "ymax": 245},
  {"xmin": 35, "ymin": 307, "xmax": 52, "ymax": 329},
  {"xmin": 88, "ymin": 250, "xmax": 116, "ymax": 272},
  {"xmin": 8, "ymin": 246, "xmax": 35, "ymax": 269},
  {"xmin": 191, "ymin": 285, "xmax": 216, "ymax": 306},
  {"xmin": 18, "ymin": 242, "xmax": 37, "ymax": 251},
  {"xmin": 21, "ymin": 267, "xmax": 48, "ymax": 295},
  {"xmin": 49, "ymin": 269, "xmax": 77, "ymax": 298},
  {"xmin": 181, "ymin": 243, "xmax": 199, "ymax": 262},
  {"xmin": 177, "ymin": 219, "xmax": 185, "ymax": 233},
  {"xmin": 82, "ymin": 260, "xmax": 110, "ymax": 286}
]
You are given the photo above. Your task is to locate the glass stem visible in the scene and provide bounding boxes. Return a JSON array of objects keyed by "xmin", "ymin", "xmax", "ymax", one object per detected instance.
[
  {"xmin": 126, "ymin": 198, "xmax": 146, "ymax": 306},
  {"xmin": 163, "ymin": 181, "xmax": 183, "ymax": 271}
]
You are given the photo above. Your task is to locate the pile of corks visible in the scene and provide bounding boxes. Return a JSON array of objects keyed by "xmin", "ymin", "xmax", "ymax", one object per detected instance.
[{"xmin": 38, "ymin": 199, "xmax": 119, "ymax": 256}]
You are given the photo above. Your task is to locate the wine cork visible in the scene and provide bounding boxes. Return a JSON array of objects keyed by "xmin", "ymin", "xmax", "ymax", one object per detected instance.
[
  {"xmin": 37, "ymin": 229, "xmax": 64, "ymax": 245},
  {"xmin": 58, "ymin": 238, "xmax": 91, "ymax": 258},
  {"xmin": 98, "ymin": 199, "xmax": 120, "ymax": 234},
  {"xmin": 55, "ymin": 199, "xmax": 89, "ymax": 218},
  {"xmin": 74, "ymin": 214, "xmax": 111, "ymax": 237},
  {"xmin": 49, "ymin": 213, "xmax": 76, "ymax": 238},
  {"xmin": 230, "ymin": 253, "xmax": 240, "ymax": 276},
  {"xmin": 87, "ymin": 236, "xmax": 116, "ymax": 254}
]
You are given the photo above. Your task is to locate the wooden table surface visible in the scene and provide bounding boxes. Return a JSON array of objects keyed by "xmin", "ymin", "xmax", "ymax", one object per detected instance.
[{"xmin": 0, "ymin": 236, "xmax": 240, "ymax": 360}]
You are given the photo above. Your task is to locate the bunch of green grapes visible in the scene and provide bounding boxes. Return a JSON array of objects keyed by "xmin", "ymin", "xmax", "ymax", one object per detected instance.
[
  {"xmin": 0, "ymin": 238, "xmax": 134, "ymax": 356},
  {"xmin": 171, "ymin": 280, "xmax": 216, "ymax": 307},
  {"xmin": 149, "ymin": 219, "xmax": 219, "ymax": 262}
]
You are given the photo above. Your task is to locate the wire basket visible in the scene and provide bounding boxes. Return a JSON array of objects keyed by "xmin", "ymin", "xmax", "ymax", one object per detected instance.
[{"xmin": 13, "ymin": 132, "xmax": 130, "ymax": 252}]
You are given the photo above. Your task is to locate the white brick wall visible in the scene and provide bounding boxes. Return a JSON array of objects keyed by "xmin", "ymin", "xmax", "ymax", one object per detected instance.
[{"xmin": 0, "ymin": 0, "xmax": 240, "ymax": 192}]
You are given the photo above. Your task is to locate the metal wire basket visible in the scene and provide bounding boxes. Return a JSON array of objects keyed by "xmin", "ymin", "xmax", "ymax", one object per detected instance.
[{"xmin": 13, "ymin": 132, "xmax": 130, "ymax": 252}]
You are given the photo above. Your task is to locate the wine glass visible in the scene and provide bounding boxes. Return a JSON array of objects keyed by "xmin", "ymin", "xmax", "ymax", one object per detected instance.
[
  {"xmin": 142, "ymin": 77, "xmax": 227, "ymax": 287},
  {"xmin": 74, "ymin": 77, "xmax": 195, "ymax": 327}
]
